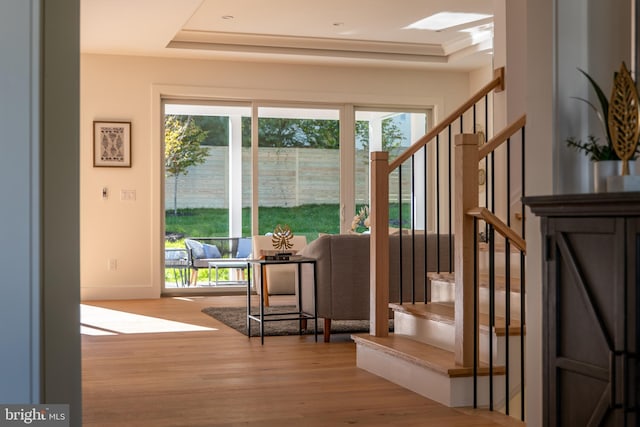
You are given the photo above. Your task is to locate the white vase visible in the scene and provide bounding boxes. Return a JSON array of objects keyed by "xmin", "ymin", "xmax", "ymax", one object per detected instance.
[{"xmin": 593, "ymin": 160, "xmax": 638, "ymax": 192}]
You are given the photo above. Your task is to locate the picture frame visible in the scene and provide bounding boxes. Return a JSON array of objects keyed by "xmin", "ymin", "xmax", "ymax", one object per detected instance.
[{"xmin": 93, "ymin": 121, "xmax": 131, "ymax": 167}]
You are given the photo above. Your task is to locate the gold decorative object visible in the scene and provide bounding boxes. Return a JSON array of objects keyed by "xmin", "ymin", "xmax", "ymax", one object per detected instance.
[
  {"xmin": 351, "ymin": 206, "xmax": 370, "ymax": 232},
  {"xmin": 271, "ymin": 224, "xmax": 294, "ymax": 252},
  {"xmin": 608, "ymin": 62, "xmax": 640, "ymax": 175}
]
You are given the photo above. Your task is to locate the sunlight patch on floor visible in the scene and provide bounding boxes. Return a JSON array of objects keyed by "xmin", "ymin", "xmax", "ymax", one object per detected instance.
[{"xmin": 80, "ymin": 304, "xmax": 217, "ymax": 335}]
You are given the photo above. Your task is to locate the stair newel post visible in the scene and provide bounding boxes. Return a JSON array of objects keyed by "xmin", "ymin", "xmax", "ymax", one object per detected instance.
[
  {"xmin": 454, "ymin": 134, "xmax": 480, "ymax": 366},
  {"xmin": 370, "ymin": 151, "xmax": 390, "ymax": 337}
]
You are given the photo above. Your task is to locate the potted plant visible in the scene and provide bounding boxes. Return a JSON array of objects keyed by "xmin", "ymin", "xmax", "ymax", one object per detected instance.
[{"xmin": 566, "ymin": 66, "xmax": 639, "ymax": 191}]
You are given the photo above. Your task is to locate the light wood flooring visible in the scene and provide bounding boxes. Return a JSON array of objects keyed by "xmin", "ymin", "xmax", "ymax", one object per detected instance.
[{"xmin": 81, "ymin": 295, "xmax": 524, "ymax": 426}]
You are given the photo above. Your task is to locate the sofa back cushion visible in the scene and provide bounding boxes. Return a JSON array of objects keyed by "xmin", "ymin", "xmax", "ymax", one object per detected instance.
[
  {"xmin": 299, "ymin": 232, "xmax": 453, "ymax": 320},
  {"xmin": 388, "ymin": 232, "xmax": 453, "ymax": 302}
]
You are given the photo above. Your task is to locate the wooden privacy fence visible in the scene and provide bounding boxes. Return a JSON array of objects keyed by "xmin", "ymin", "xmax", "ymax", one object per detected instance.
[{"xmin": 164, "ymin": 147, "xmax": 411, "ymax": 209}]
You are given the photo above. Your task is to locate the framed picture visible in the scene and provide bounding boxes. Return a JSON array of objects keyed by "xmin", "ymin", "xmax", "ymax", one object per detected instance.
[{"xmin": 93, "ymin": 121, "xmax": 131, "ymax": 167}]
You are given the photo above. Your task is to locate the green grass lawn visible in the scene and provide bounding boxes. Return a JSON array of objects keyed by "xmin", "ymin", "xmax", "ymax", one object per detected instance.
[{"xmin": 165, "ymin": 204, "xmax": 341, "ymax": 245}]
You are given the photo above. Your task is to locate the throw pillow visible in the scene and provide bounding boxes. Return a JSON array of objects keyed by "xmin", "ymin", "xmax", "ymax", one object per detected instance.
[
  {"xmin": 203, "ymin": 243, "xmax": 221, "ymax": 259},
  {"xmin": 185, "ymin": 239, "xmax": 206, "ymax": 259}
]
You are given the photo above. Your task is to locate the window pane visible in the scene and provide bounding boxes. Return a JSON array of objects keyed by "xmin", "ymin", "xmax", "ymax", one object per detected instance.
[
  {"xmin": 354, "ymin": 110, "xmax": 428, "ymax": 232},
  {"xmin": 257, "ymin": 107, "xmax": 340, "ymax": 242},
  {"xmin": 163, "ymin": 103, "xmax": 251, "ymax": 289}
]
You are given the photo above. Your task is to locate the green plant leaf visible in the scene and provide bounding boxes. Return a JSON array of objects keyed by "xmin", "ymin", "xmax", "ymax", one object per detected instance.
[
  {"xmin": 570, "ymin": 96, "xmax": 609, "ymax": 138},
  {"xmin": 577, "ymin": 67, "xmax": 612, "ymax": 144}
]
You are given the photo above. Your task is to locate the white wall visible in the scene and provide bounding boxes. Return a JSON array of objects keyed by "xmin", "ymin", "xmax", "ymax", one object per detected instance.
[
  {"xmin": 0, "ymin": 0, "xmax": 81, "ymax": 423},
  {"xmin": 525, "ymin": 1, "xmax": 555, "ymax": 425},
  {"xmin": 80, "ymin": 55, "xmax": 473, "ymax": 300},
  {"xmin": 525, "ymin": 0, "xmax": 632, "ymax": 425},
  {"xmin": 556, "ymin": 0, "xmax": 631, "ymax": 193}
]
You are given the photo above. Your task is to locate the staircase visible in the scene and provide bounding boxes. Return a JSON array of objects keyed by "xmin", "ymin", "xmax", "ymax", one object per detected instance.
[
  {"xmin": 354, "ymin": 68, "xmax": 527, "ymax": 420},
  {"xmin": 354, "ymin": 242, "xmax": 523, "ymax": 408}
]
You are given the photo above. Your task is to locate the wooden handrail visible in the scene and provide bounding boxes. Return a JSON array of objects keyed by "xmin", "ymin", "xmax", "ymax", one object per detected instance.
[
  {"xmin": 466, "ymin": 207, "xmax": 526, "ymax": 254},
  {"xmin": 389, "ymin": 67, "xmax": 505, "ymax": 171},
  {"xmin": 478, "ymin": 114, "xmax": 526, "ymax": 160}
]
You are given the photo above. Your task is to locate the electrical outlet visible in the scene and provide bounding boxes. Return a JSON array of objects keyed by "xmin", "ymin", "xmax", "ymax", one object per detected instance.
[{"xmin": 108, "ymin": 259, "xmax": 117, "ymax": 271}]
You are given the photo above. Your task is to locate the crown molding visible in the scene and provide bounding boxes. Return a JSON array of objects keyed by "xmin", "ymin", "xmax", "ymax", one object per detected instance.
[{"xmin": 168, "ymin": 30, "xmax": 450, "ymax": 63}]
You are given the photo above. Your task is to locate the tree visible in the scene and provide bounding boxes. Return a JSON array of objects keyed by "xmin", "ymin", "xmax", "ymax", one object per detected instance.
[
  {"xmin": 355, "ymin": 118, "xmax": 406, "ymax": 152},
  {"xmin": 165, "ymin": 115, "xmax": 209, "ymax": 215},
  {"xmin": 192, "ymin": 116, "xmax": 230, "ymax": 146},
  {"xmin": 230, "ymin": 115, "xmax": 403, "ymax": 151},
  {"xmin": 297, "ymin": 119, "xmax": 340, "ymax": 148}
]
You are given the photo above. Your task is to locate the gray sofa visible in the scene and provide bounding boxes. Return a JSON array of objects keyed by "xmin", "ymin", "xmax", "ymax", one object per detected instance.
[{"xmin": 298, "ymin": 232, "xmax": 453, "ymax": 342}]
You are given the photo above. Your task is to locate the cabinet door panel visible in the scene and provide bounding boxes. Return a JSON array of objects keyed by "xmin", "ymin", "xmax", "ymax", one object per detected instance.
[
  {"xmin": 626, "ymin": 220, "xmax": 639, "ymax": 426},
  {"xmin": 545, "ymin": 217, "xmax": 625, "ymax": 426}
]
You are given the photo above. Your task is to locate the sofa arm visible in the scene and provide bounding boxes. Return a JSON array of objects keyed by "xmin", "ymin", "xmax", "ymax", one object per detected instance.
[
  {"xmin": 299, "ymin": 234, "xmax": 371, "ymax": 321},
  {"xmin": 298, "ymin": 235, "xmax": 332, "ymax": 317}
]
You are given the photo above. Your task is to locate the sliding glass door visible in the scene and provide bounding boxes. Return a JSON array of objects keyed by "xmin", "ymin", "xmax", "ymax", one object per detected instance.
[
  {"xmin": 160, "ymin": 100, "xmax": 431, "ymax": 294},
  {"xmin": 163, "ymin": 102, "xmax": 252, "ymax": 291}
]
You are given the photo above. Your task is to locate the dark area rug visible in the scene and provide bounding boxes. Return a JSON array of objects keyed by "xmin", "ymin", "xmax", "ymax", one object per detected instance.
[{"xmin": 201, "ymin": 305, "xmax": 392, "ymax": 337}]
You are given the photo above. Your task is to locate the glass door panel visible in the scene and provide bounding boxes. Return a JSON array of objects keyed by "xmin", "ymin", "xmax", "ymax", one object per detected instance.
[
  {"xmin": 256, "ymin": 106, "xmax": 340, "ymax": 243},
  {"xmin": 163, "ymin": 102, "xmax": 252, "ymax": 291},
  {"xmin": 354, "ymin": 110, "xmax": 428, "ymax": 232}
]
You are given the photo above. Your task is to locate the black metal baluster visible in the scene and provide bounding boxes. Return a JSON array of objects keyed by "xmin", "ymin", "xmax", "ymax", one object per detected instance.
[
  {"xmin": 520, "ymin": 127, "xmax": 526, "ymax": 421},
  {"xmin": 411, "ymin": 155, "xmax": 416, "ymax": 304},
  {"xmin": 473, "ymin": 104, "xmax": 477, "ymax": 134},
  {"xmin": 521, "ymin": 128, "xmax": 526, "ymax": 239},
  {"xmin": 505, "ymin": 241, "xmax": 511, "ymax": 415},
  {"xmin": 520, "ymin": 250, "xmax": 525, "ymax": 422},
  {"xmin": 436, "ymin": 135, "xmax": 441, "ymax": 273},
  {"xmin": 505, "ymin": 138, "xmax": 512, "ymax": 416},
  {"xmin": 424, "ymin": 145, "xmax": 429, "ymax": 303},
  {"xmin": 449, "ymin": 123, "xmax": 454, "ymax": 273},
  {"xmin": 484, "ymin": 96, "xmax": 489, "ymax": 239},
  {"xmin": 489, "ymin": 224, "xmax": 495, "ymax": 411},
  {"xmin": 399, "ymin": 166, "xmax": 403, "ymax": 304},
  {"xmin": 473, "ymin": 218, "xmax": 479, "ymax": 409}
]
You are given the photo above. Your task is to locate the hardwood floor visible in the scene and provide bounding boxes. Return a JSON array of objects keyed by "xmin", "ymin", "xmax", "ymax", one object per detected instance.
[{"xmin": 81, "ymin": 295, "xmax": 524, "ymax": 426}]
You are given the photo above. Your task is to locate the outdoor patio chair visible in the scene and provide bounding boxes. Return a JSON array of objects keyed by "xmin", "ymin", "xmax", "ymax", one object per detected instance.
[
  {"xmin": 164, "ymin": 247, "xmax": 189, "ymax": 287},
  {"xmin": 184, "ymin": 238, "xmax": 221, "ymax": 286}
]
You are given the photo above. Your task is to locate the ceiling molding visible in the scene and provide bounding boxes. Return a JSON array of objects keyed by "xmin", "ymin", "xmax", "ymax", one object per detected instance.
[{"xmin": 168, "ymin": 30, "xmax": 452, "ymax": 63}]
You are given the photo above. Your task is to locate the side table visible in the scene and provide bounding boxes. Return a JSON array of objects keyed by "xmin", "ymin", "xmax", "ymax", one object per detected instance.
[{"xmin": 246, "ymin": 257, "xmax": 318, "ymax": 344}]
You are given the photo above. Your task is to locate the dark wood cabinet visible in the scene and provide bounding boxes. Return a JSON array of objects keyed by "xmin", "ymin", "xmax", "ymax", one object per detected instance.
[{"xmin": 526, "ymin": 193, "xmax": 639, "ymax": 427}]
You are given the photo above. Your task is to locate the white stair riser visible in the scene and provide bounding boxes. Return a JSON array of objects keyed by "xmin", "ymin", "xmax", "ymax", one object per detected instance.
[
  {"xmin": 355, "ymin": 342, "xmax": 506, "ymax": 408},
  {"xmin": 482, "ymin": 332, "xmax": 524, "ymax": 369},
  {"xmin": 478, "ymin": 251, "xmax": 523, "ymax": 277},
  {"xmin": 430, "ymin": 281, "xmax": 521, "ymax": 319},
  {"xmin": 478, "ymin": 290, "xmax": 522, "ymax": 319},
  {"xmin": 394, "ymin": 311, "xmax": 454, "ymax": 351},
  {"xmin": 430, "ymin": 280, "xmax": 455, "ymax": 301},
  {"xmin": 394, "ymin": 311, "xmax": 523, "ymax": 366}
]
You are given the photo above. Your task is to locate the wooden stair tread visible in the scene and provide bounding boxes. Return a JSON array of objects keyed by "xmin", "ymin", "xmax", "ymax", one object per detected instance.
[
  {"xmin": 428, "ymin": 271, "xmax": 522, "ymax": 293},
  {"xmin": 389, "ymin": 302, "xmax": 524, "ymax": 336},
  {"xmin": 352, "ymin": 333, "xmax": 505, "ymax": 378}
]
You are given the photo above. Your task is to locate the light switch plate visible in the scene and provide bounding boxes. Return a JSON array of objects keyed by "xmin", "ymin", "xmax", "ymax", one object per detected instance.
[{"xmin": 121, "ymin": 189, "xmax": 136, "ymax": 201}]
